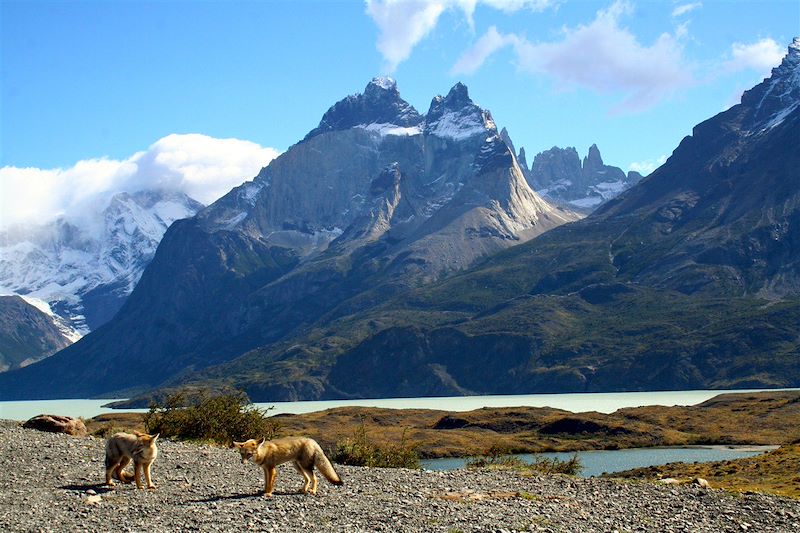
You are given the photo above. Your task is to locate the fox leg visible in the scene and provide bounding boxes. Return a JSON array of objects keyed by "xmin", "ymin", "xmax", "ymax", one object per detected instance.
[
  {"xmin": 310, "ymin": 470, "xmax": 319, "ymax": 495},
  {"xmin": 263, "ymin": 465, "xmax": 277, "ymax": 497},
  {"xmin": 114, "ymin": 457, "xmax": 133, "ymax": 483},
  {"xmin": 144, "ymin": 461, "xmax": 156, "ymax": 490},
  {"xmin": 105, "ymin": 459, "xmax": 120, "ymax": 487},
  {"xmin": 293, "ymin": 461, "xmax": 311, "ymax": 493},
  {"xmin": 134, "ymin": 462, "xmax": 144, "ymax": 489}
]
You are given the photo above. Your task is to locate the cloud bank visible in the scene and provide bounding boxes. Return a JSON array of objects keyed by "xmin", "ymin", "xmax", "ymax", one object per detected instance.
[
  {"xmin": 452, "ymin": 1, "xmax": 694, "ymax": 112},
  {"xmin": 0, "ymin": 134, "xmax": 280, "ymax": 231},
  {"xmin": 365, "ymin": 0, "xmax": 557, "ymax": 72},
  {"xmin": 725, "ymin": 38, "xmax": 784, "ymax": 75},
  {"xmin": 629, "ymin": 154, "xmax": 667, "ymax": 176}
]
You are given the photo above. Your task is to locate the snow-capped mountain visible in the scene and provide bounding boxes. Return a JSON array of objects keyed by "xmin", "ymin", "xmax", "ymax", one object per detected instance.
[
  {"xmin": 518, "ymin": 143, "xmax": 643, "ymax": 211},
  {"xmin": 0, "ymin": 78, "xmax": 579, "ymax": 398},
  {"xmin": 0, "ymin": 295, "xmax": 74, "ymax": 372},
  {"xmin": 200, "ymin": 78, "xmax": 578, "ymax": 278},
  {"xmin": 0, "ymin": 190, "xmax": 203, "ymax": 337}
]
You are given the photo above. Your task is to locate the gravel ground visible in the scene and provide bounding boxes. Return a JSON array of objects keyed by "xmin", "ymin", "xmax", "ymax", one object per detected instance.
[{"xmin": 1, "ymin": 420, "xmax": 799, "ymax": 533}]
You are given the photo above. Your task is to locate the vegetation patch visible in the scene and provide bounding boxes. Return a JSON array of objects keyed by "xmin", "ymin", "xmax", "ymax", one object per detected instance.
[
  {"xmin": 466, "ymin": 443, "xmax": 583, "ymax": 475},
  {"xmin": 608, "ymin": 443, "xmax": 800, "ymax": 499},
  {"xmin": 331, "ymin": 418, "xmax": 420, "ymax": 468},
  {"xmin": 143, "ymin": 391, "xmax": 279, "ymax": 444}
]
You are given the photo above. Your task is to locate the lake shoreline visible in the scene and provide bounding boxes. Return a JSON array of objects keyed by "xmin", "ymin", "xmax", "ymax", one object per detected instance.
[{"xmin": 2, "ymin": 419, "xmax": 798, "ymax": 533}]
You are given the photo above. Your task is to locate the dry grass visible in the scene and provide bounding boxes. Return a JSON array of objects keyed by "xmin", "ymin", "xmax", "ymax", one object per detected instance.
[{"xmin": 610, "ymin": 444, "xmax": 800, "ymax": 499}]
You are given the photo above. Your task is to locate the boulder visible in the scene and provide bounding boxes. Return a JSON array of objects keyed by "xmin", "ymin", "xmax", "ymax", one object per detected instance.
[{"xmin": 23, "ymin": 414, "xmax": 87, "ymax": 436}]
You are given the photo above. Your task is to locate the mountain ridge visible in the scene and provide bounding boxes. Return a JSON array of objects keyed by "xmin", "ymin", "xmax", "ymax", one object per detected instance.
[
  {"xmin": 0, "ymin": 78, "xmax": 578, "ymax": 399},
  {"xmin": 105, "ymin": 39, "xmax": 800, "ymax": 402}
]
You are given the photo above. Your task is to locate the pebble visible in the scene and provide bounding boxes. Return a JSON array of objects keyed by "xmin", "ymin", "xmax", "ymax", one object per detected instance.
[{"xmin": 1, "ymin": 419, "xmax": 799, "ymax": 532}]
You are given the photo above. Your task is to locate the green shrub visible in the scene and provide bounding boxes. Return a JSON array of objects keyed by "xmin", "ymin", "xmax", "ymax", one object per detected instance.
[
  {"xmin": 528, "ymin": 453, "xmax": 583, "ymax": 475},
  {"xmin": 332, "ymin": 419, "xmax": 420, "ymax": 469},
  {"xmin": 143, "ymin": 391, "xmax": 279, "ymax": 444},
  {"xmin": 91, "ymin": 424, "xmax": 128, "ymax": 439},
  {"xmin": 467, "ymin": 444, "xmax": 582, "ymax": 475},
  {"xmin": 466, "ymin": 443, "xmax": 526, "ymax": 468}
]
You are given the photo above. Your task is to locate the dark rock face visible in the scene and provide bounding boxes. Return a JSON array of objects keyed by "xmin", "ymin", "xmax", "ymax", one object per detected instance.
[
  {"xmin": 22, "ymin": 414, "xmax": 87, "ymax": 436},
  {"xmin": 0, "ymin": 296, "xmax": 71, "ymax": 372}
]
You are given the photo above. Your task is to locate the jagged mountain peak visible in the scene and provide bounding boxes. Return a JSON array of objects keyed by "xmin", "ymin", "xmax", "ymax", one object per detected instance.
[
  {"xmin": 364, "ymin": 76, "xmax": 398, "ymax": 95},
  {"xmin": 583, "ymin": 143, "xmax": 604, "ymax": 169},
  {"xmin": 739, "ymin": 36, "xmax": 800, "ymax": 132},
  {"xmin": 426, "ymin": 82, "xmax": 497, "ymax": 141},
  {"xmin": 303, "ymin": 78, "xmax": 423, "ymax": 141}
]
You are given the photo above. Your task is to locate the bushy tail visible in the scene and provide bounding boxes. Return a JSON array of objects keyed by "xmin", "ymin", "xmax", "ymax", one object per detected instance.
[
  {"xmin": 115, "ymin": 468, "xmax": 135, "ymax": 483},
  {"xmin": 314, "ymin": 444, "xmax": 343, "ymax": 486}
]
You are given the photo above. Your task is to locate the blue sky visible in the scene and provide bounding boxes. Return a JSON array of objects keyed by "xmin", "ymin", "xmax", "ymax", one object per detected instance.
[{"xmin": 1, "ymin": 0, "xmax": 798, "ymax": 227}]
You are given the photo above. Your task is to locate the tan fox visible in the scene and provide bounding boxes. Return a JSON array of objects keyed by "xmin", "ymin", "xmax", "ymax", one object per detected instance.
[
  {"xmin": 233, "ymin": 436, "xmax": 343, "ymax": 497},
  {"xmin": 104, "ymin": 430, "xmax": 159, "ymax": 489}
]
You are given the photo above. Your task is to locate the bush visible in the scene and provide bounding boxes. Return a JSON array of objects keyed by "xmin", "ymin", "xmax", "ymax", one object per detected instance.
[
  {"xmin": 467, "ymin": 444, "xmax": 583, "ymax": 476},
  {"xmin": 143, "ymin": 391, "xmax": 279, "ymax": 444},
  {"xmin": 466, "ymin": 443, "xmax": 527, "ymax": 468},
  {"xmin": 332, "ymin": 419, "xmax": 420, "ymax": 469}
]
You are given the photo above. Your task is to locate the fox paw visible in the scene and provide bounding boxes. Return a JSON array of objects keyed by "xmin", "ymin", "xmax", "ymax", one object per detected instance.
[{"xmin": 263, "ymin": 492, "xmax": 273, "ymax": 498}]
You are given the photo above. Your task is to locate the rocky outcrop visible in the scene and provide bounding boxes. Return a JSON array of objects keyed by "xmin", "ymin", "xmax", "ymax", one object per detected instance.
[{"xmin": 22, "ymin": 414, "xmax": 87, "ymax": 436}]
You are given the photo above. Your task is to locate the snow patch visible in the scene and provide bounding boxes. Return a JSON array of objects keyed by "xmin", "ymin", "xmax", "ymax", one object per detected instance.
[
  {"xmin": 428, "ymin": 110, "xmax": 488, "ymax": 141},
  {"xmin": 370, "ymin": 76, "xmax": 396, "ymax": 90},
  {"xmin": 357, "ymin": 123, "xmax": 423, "ymax": 137},
  {"xmin": 18, "ymin": 295, "xmax": 83, "ymax": 342},
  {"xmin": 592, "ymin": 180, "xmax": 627, "ymax": 195},
  {"xmin": 570, "ymin": 197, "xmax": 604, "ymax": 209}
]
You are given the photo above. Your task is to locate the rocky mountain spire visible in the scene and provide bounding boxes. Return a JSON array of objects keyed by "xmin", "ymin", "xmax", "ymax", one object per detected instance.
[
  {"xmin": 739, "ymin": 37, "xmax": 800, "ymax": 133},
  {"xmin": 303, "ymin": 77, "xmax": 423, "ymax": 141},
  {"xmin": 425, "ymin": 82, "xmax": 497, "ymax": 140}
]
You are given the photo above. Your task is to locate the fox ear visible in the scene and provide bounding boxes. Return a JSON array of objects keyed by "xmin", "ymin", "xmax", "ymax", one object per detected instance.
[
  {"xmin": 133, "ymin": 430, "xmax": 146, "ymax": 437},
  {"xmin": 258, "ymin": 437, "xmax": 266, "ymax": 446},
  {"xmin": 232, "ymin": 441, "xmax": 242, "ymax": 448},
  {"xmin": 152, "ymin": 433, "xmax": 159, "ymax": 441}
]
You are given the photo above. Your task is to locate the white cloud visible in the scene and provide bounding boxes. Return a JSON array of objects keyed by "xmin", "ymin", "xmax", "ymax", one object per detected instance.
[
  {"xmin": 365, "ymin": 0, "xmax": 447, "ymax": 73},
  {"xmin": 725, "ymin": 38, "xmax": 784, "ymax": 74},
  {"xmin": 0, "ymin": 134, "xmax": 279, "ymax": 231},
  {"xmin": 456, "ymin": 1, "xmax": 693, "ymax": 112},
  {"xmin": 671, "ymin": 3, "xmax": 701, "ymax": 18},
  {"xmin": 629, "ymin": 154, "xmax": 667, "ymax": 175},
  {"xmin": 365, "ymin": 0, "xmax": 557, "ymax": 72},
  {"xmin": 451, "ymin": 26, "xmax": 518, "ymax": 75}
]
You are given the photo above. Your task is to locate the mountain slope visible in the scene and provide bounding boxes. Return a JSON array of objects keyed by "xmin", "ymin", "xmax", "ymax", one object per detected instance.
[
  {"xmin": 0, "ymin": 295, "xmax": 72, "ymax": 372},
  {"xmin": 128, "ymin": 38, "xmax": 800, "ymax": 401},
  {"xmin": 0, "ymin": 78, "xmax": 577, "ymax": 399}
]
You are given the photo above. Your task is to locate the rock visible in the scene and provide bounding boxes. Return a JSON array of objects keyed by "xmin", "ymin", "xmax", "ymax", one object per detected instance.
[
  {"xmin": 22, "ymin": 415, "xmax": 87, "ymax": 437},
  {"xmin": 84, "ymin": 495, "xmax": 102, "ymax": 505},
  {"xmin": 693, "ymin": 477, "xmax": 711, "ymax": 488}
]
